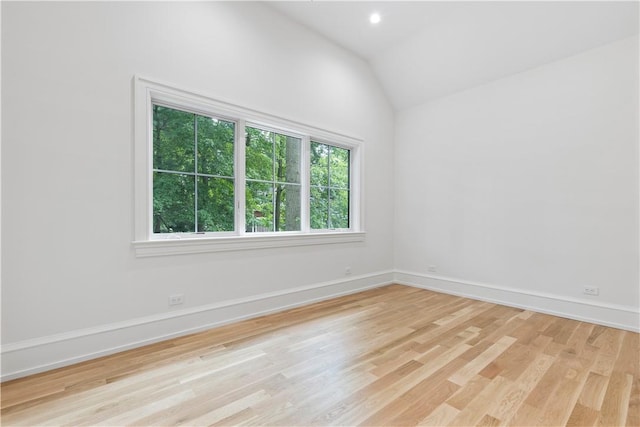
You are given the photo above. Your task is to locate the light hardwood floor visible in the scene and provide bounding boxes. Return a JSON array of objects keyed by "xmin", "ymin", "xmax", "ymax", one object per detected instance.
[{"xmin": 1, "ymin": 285, "xmax": 638, "ymax": 426}]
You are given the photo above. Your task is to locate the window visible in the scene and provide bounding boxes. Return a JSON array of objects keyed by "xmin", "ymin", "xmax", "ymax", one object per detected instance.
[
  {"xmin": 152, "ymin": 105, "xmax": 235, "ymax": 233},
  {"xmin": 133, "ymin": 77, "xmax": 363, "ymax": 256},
  {"xmin": 310, "ymin": 142, "xmax": 350, "ymax": 230},
  {"xmin": 245, "ymin": 127, "xmax": 301, "ymax": 233}
]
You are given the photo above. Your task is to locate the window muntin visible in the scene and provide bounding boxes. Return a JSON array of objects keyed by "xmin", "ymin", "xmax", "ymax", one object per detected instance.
[
  {"xmin": 152, "ymin": 104, "xmax": 235, "ymax": 233},
  {"xmin": 310, "ymin": 142, "xmax": 350, "ymax": 230}
]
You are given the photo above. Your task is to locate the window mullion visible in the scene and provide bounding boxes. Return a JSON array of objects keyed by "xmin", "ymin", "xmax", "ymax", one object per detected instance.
[
  {"xmin": 194, "ymin": 114, "xmax": 199, "ymax": 232},
  {"xmin": 327, "ymin": 145, "xmax": 332, "ymax": 229},
  {"xmin": 301, "ymin": 136, "xmax": 310, "ymax": 233},
  {"xmin": 236, "ymin": 119, "xmax": 246, "ymax": 236},
  {"xmin": 272, "ymin": 133, "xmax": 277, "ymax": 232}
]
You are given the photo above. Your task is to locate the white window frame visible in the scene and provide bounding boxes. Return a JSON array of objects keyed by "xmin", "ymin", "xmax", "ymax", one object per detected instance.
[{"xmin": 132, "ymin": 76, "xmax": 364, "ymax": 257}]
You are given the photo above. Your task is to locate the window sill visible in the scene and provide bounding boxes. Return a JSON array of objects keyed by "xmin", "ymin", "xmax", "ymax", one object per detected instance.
[{"xmin": 132, "ymin": 232, "xmax": 366, "ymax": 257}]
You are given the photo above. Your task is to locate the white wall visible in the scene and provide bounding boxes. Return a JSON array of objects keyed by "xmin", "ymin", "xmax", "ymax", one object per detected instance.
[
  {"xmin": 2, "ymin": 2, "xmax": 638, "ymax": 381},
  {"xmin": 395, "ymin": 36, "xmax": 639, "ymax": 330},
  {"xmin": 1, "ymin": 2, "xmax": 395, "ymax": 379}
]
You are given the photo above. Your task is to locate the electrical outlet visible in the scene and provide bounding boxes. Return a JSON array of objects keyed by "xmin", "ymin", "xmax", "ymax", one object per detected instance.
[
  {"xmin": 583, "ymin": 287, "xmax": 599, "ymax": 296},
  {"xmin": 345, "ymin": 267, "xmax": 352, "ymax": 276},
  {"xmin": 168, "ymin": 294, "xmax": 184, "ymax": 306},
  {"xmin": 427, "ymin": 265, "xmax": 437, "ymax": 273}
]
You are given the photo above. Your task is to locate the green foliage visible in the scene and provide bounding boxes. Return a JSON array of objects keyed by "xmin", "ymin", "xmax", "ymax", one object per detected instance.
[
  {"xmin": 152, "ymin": 105, "xmax": 351, "ymax": 234},
  {"xmin": 197, "ymin": 115, "xmax": 234, "ymax": 177},
  {"xmin": 197, "ymin": 176, "xmax": 234, "ymax": 232},
  {"xmin": 153, "ymin": 106, "xmax": 194, "ymax": 173},
  {"xmin": 153, "ymin": 172, "xmax": 195, "ymax": 233},
  {"xmin": 246, "ymin": 127, "xmax": 274, "ymax": 181}
]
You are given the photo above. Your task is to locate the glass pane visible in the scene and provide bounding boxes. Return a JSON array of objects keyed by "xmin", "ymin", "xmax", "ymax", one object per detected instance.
[
  {"xmin": 197, "ymin": 116, "xmax": 234, "ymax": 177},
  {"xmin": 153, "ymin": 105, "xmax": 194, "ymax": 172},
  {"xmin": 329, "ymin": 189, "xmax": 350, "ymax": 229},
  {"xmin": 246, "ymin": 181, "xmax": 274, "ymax": 232},
  {"xmin": 310, "ymin": 186, "xmax": 329, "ymax": 230},
  {"xmin": 274, "ymin": 184, "xmax": 301, "ymax": 231},
  {"xmin": 197, "ymin": 176, "xmax": 234, "ymax": 232},
  {"xmin": 310, "ymin": 142, "xmax": 329, "ymax": 187},
  {"xmin": 153, "ymin": 172, "xmax": 194, "ymax": 233},
  {"xmin": 275, "ymin": 134, "xmax": 301, "ymax": 184},
  {"xmin": 330, "ymin": 146, "xmax": 350, "ymax": 190},
  {"xmin": 246, "ymin": 127, "xmax": 274, "ymax": 181}
]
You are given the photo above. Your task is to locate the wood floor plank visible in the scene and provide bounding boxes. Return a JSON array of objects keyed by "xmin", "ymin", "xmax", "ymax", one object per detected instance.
[
  {"xmin": 446, "ymin": 374, "xmax": 492, "ymax": 412},
  {"xmin": 579, "ymin": 372, "xmax": 610, "ymax": 410},
  {"xmin": 598, "ymin": 372, "xmax": 634, "ymax": 426},
  {"xmin": 417, "ymin": 403, "xmax": 460, "ymax": 426},
  {"xmin": 489, "ymin": 354, "xmax": 555, "ymax": 425},
  {"xmin": 476, "ymin": 414, "xmax": 501, "ymax": 427},
  {"xmin": 1, "ymin": 284, "xmax": 637, "ymax": 427},
  {"xmin": 448, "ymin": 336, "xmax": 517, "ymax": 386},
  {"xmin": 508, "ymin": 402, "xmax": 543, "ymax": 427},
  {"xmin": 567, "ymin": 403, "xmax": 598, "ymax": 426},
  {"xmin": 448, "ymin": 375, "xmax": 512, "ymax": 426}
]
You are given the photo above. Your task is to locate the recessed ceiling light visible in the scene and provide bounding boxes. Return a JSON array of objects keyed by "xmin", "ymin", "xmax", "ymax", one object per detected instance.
[{"xmin": 369, "ymin": 12, "xmax": 381, "ymax": 25}]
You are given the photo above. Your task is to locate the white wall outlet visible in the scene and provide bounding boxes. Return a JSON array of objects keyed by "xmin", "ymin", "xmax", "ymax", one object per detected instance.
[
  {"xmin": 427, "ymin": 265, "xmax": 437, "ymax": 273},
  {"xmin": 583, "ymin": 287, "xmax": 599, "ymax": 296},
  {"xmin": 168, "ymin": 294, "xmax": 184, "ymax": 306},
  {"xmin": 345, "ymin": 266, "xmax": 352, "ymax": 276}
]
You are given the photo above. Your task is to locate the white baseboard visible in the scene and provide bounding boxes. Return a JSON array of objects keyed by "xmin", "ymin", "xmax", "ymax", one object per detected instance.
[
  {"xmin": 3, "ymin": 269, "xmax": 637, "ymax": 381},
  {"xmin": 395, "ymin": 270, "xmax": 640, "ymax": 332},
  {"xmin": 0, "ymin": 270, "xmax": 394, "ymax": 382}
]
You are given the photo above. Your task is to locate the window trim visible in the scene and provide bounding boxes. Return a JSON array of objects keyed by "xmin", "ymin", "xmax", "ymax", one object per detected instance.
[{"xmin": 133, "ymin": 76, "xmax": 364, "ymax": 256}]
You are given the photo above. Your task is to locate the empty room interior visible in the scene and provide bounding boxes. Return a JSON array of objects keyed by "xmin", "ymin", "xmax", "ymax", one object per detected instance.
[{"xmin": 1, "ymin": 1, "xmax": 639, "ymax": 426}]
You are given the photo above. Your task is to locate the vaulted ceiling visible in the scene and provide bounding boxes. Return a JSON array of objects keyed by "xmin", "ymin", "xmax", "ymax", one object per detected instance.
[{"xmin": 270, "ymin": 1, "xmax": 639, "ymax": 111}]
